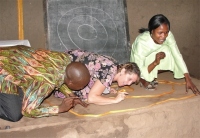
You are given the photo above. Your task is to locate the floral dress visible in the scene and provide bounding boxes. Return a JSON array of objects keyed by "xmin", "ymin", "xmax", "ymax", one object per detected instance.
[{"xmin": 55, "ymin": 49, "xmax": 118, "ymax": 101}]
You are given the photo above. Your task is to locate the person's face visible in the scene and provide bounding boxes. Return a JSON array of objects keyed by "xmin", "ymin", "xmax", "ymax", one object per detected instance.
[
  {"xmin": 64, "ymin": 77, "xmax": 89, "ymax": 91},
  {"xmin": 151, "ymin": 24, "xmax": 169, "ymax": 44},
  {"xmin": 117, "ymin": 69, "xmax": 139, "ymax": 87}
]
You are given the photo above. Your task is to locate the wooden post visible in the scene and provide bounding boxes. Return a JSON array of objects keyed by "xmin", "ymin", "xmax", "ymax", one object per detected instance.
[{"xmin": 17, "ymin": 0, "xmax": 24, "ymax": 40}]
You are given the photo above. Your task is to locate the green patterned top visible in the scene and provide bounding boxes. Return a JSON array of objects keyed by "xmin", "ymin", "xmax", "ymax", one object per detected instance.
[{"xmin": 0, "ymin": 46, "xmax": 71, "ymax": 118}]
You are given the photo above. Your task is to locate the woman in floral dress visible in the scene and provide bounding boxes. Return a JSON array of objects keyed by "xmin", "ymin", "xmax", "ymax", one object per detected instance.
[{"xmin": 55, "ymin": 49, "xmax": 140, "ymax": 105}]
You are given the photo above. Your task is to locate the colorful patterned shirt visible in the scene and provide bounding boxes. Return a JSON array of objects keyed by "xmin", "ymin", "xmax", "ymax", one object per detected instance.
[{"xmin": 0, "ymin": 46, "xmax": 71, "ymax": 118}]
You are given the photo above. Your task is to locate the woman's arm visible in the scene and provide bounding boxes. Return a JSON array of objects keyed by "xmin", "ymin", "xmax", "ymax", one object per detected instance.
[
  {"xmin": 148, "ymin": 52, "xmax": 166, "ymax": 73},
  {"xmin": 87, "ymin": 80, "xmax": 126, "ymax": 105},
  {"xmin": 167, "ymin": 32, "xmax": 188, "ymax": 74},
  {"xmin": 184, "ymin": 73, "xmax": 200, "ymax": 95},
  {"xmin": 167, "ymin": 32, "xmax": 199, "ymax": 94},
  {"xmin": 130, "ymin": 32, "xmax": 159, "ymax": 82}
]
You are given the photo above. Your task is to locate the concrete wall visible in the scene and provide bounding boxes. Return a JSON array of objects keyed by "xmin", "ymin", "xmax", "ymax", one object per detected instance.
[
  {"xmin": 23, "ymin": 0, "xmax": 46, "ymax": 49},
  {"xmin": 0, "ymin": 0, "xmax": 18, "ymax": 40},
  {"xmin": 0, "ymin": 0, "xmax": 46, "ymax": 49},
  {"xmin": 0, "ymin": 0, "xmax": 199, "ymax": 79}
]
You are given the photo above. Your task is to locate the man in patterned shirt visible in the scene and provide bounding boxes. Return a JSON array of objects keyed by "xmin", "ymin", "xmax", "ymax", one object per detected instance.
[{"xmin": 0, "ymin": 46, "xmax": 90, "ymax": 122}]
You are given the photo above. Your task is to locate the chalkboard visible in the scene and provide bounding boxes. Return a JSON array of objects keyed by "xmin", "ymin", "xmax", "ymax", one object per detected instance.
[{"xmin": 45, "ymin": 0, "xmax": 130, "ymax": 63}]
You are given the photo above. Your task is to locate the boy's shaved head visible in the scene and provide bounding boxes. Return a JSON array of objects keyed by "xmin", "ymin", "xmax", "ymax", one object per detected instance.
[{"xmin": 64, "ymin": 62, "xmax": 90, "ymax": 90}]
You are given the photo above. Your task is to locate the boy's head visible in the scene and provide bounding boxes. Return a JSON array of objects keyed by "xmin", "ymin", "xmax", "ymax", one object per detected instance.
[{"xmin": 64, "ymin": 62, "xmax": 90, "ymax": 90}]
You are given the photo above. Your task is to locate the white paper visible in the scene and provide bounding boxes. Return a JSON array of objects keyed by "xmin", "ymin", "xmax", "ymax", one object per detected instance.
[{"xmin": 0, "ymin": 40, "xmax": 31, "ymax": 47}]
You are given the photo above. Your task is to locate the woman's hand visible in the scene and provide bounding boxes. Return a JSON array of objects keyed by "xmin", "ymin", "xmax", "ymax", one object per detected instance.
[
  {"xmin": 148, "ymin": 52, "xmax": 166, "ymax": 73},
  {"xmin": 154, "ymin": 52, "xmax": 166, "ymax": 64},
  {"xmin": 88, "ymin": 80, "xmax": 129, "ymax": 105},
  {"xmin": 185, "ymin": 78, "xmax": 200, "ymax": 95},
  {"xmin": 185, "ymin": 73, "xmax": 200, "ymax": 95},
  {"xmin": 110, "ymin": 88, "xmax": 118, "ymax": 94},
  {"xmin": 114, "ymin": 92, "xmax": 129, "ymax": 103}
]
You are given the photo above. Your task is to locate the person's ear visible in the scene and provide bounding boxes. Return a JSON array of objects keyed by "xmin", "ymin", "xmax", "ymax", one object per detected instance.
[{"xmin": 151, "ymin": 30, "xmax": 153, "ymax": 35}]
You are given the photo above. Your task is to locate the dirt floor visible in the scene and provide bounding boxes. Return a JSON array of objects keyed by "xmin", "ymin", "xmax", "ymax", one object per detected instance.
[{"xmin": 1, "ymin": 72, "xmax": 200, "ymax": 138}]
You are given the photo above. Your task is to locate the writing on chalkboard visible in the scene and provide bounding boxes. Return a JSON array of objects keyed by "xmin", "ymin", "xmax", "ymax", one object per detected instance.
[{"xmin": 46, "ymin": 0, "xmax": 130, "ymax": 63}]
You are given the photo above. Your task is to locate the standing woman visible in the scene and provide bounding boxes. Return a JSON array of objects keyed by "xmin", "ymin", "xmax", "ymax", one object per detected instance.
[
  {"xmin": 130, "ymin": 14, "xmax": 199, "ymax": 94},
  {"xmin": 55, "ymin": 49, "xmax": 140, "ymax": 105}
]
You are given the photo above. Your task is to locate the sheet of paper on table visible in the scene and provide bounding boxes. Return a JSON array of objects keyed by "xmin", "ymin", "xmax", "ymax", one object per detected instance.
[{"xmin": 0, "ymin": 40, "xmax": 31, "ymax": 47}]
